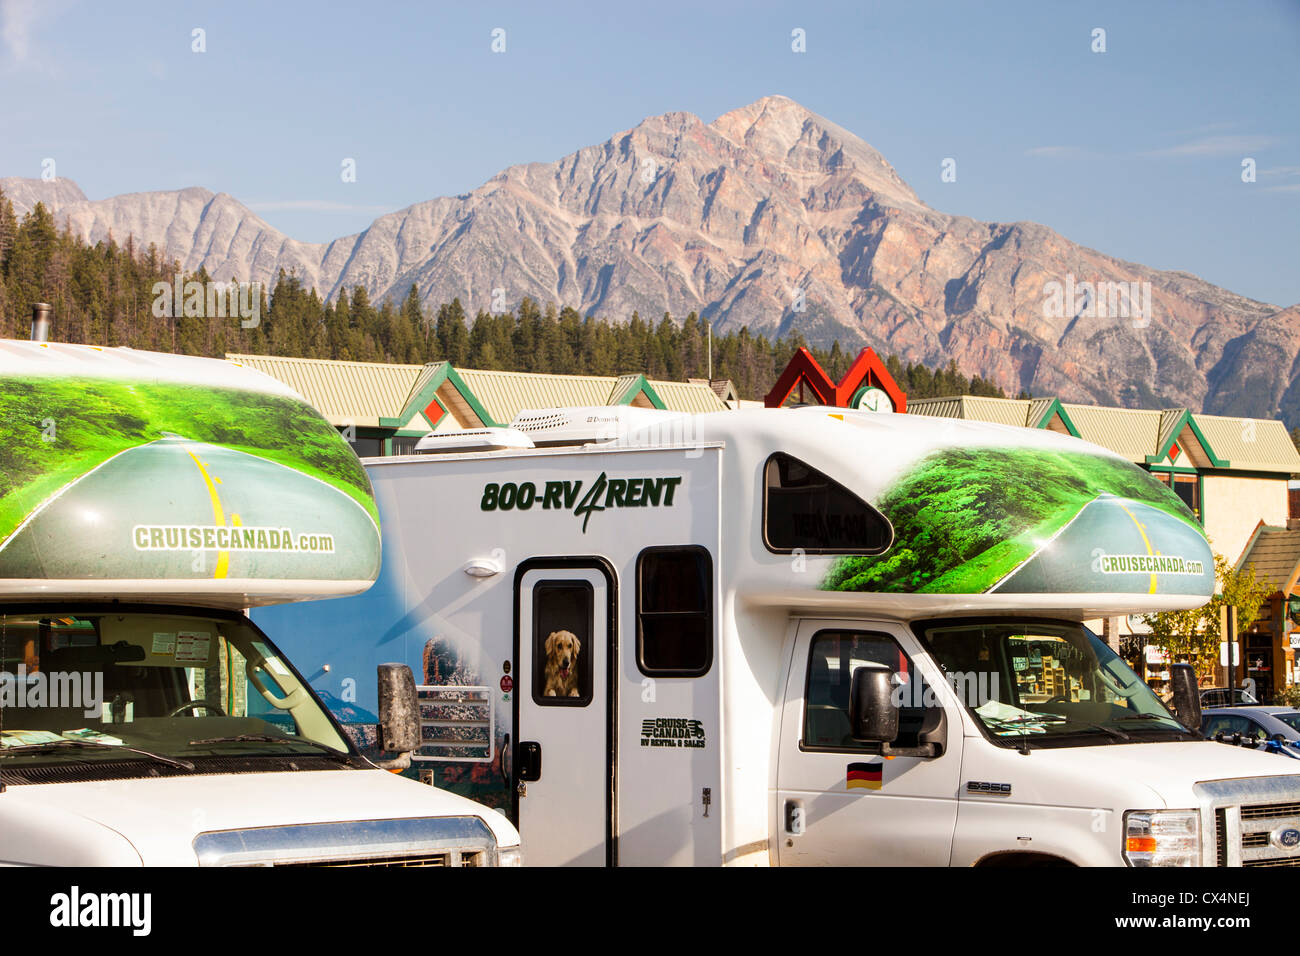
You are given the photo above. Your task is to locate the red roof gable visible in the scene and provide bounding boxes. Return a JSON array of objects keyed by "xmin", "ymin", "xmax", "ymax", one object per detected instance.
[
  {"xmin": 763, "ymin": 347, "xmax": 837, "ymax": 407},
  {"xmin": 764, "ymin": 347, "xmax": 907, "ymax": 412}
]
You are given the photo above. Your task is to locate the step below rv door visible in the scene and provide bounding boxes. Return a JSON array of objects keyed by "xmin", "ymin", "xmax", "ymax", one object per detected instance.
[{"xmin": 513, "ymin": 561, "xmax": 613, "ymax": 866}]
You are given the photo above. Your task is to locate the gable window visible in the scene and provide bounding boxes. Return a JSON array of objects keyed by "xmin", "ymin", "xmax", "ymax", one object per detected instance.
[{"xmin": 763, "ymin": 453, "xmax": 892, "ymax": 554}]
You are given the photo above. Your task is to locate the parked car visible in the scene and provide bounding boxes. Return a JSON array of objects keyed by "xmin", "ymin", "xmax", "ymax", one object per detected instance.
[
  {"xmin": 1200, "ymin": 687, "xmax": 1260, "ymax": 708},
  {"xmin": 1202, "ymin": 706, "xmax": 1300, "ymax": 757}
]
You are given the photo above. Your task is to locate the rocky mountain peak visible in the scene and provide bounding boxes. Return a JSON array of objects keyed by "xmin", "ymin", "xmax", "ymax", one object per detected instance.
[
  {"xmin": 710, "ymin": 96, "xmax": 925, "ymax": 210},
  {"xmin": 0, "ymin": 176, "xmax": 88, "ymax": 216},
  {"xmin": 3, "ymin": 97, "xmax": 1296, "ymax": 422}
]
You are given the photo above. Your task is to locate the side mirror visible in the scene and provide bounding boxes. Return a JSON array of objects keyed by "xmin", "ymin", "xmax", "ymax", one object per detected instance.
[
  {"xmin": 376, "ymin": 663, "xmax": 421, "ymax": 769},
  {"xmin": 849, "ymin": 665, "xmax": 898, "ymax": 743},
  {"xmin": 1169, "ymin": 663, "xmax": 1202, "ymax": 732}
]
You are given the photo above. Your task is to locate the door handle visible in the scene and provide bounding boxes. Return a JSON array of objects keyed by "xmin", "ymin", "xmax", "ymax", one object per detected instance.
[{"xmin": 517, "ymin": 740, "xmax": 542, "ymax": 782}]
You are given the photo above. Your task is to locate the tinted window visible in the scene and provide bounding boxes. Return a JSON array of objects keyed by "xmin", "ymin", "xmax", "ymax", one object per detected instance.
[
  {"xmin": 1204, "ymin": 715, "xmax": 1262, "ymax": 739},
  {"xmin": 763, "ymin": 453, "xmax": 891, "ymax": 554},
  {"xmin": 1274, "ymin": 712, "xmax": 1300, "ymax": 735},
  {"xmin": 803, "ymin": 630, "xmax": 923, "ymax": 752},
  {"xmin": 532, "ymin": 581, "xmax": 593, "ymax": 706},
  {"xmin": 637, "ymin": 547, "xmax": 712, "ymax": 676},
  {"xmin": 1243, "ymin": 719, "xmax": 1270, "ymax": 740}
]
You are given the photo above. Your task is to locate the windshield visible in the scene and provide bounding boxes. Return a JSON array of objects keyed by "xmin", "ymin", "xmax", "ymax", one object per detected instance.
[
  {"xmin": 0, "ymin": 608, "xmax": 350, "ymax": 776},
  {"xmin": 918, "ymin": 619, "xmax": 1196, "ymax": 748}
]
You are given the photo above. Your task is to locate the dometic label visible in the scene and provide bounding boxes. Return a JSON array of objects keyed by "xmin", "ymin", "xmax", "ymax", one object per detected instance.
[
  {"xmin": 640, "ymin": 717, "xmax": 706, "ymax": 749},
  {"xmin": 132, "ymin": 525, "xmax": 336, "ymax": 553},
  {"xmin": 480, "ymin": 473, "xmax": 683, "ymax": 532},
  {"xmin": 1098, "ymin": 554, "xmax": 1204, "ymax": 575}
]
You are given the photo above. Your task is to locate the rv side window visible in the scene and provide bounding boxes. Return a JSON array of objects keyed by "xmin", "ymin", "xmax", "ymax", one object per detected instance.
[
  {"xmin": 803, "ymin": 630, "xmax": 924, "ymax": 753},
  {"xmin": 532, "ymin": 581, "xmax": 594, "ymax": 706},
  {"xmin": 763, "ymin": 453, "xmax": 891, "ymax": 554},
  {"xmin": 636, "ymin": 547, "xmax": 713, "ymax": 677}
]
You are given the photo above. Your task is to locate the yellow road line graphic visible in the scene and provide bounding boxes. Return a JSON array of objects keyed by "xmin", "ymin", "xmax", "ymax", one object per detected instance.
[
  {"xmin": 186, "ymin": 449, "xmax": 230, "ymax": 579},
  {"xmin": 1117, "ymin": 500, "xmax": 1157, "ymax": 594}
]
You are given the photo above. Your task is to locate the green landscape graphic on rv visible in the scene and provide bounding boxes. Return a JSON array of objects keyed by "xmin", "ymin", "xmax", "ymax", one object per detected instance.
[
  {"xmin": 823, "ymin": 446, "xmax": 1214, "ymax": 596},
  {"xmin": 0, "ymin": 375, "xmax": 380, "ymax": 582}
]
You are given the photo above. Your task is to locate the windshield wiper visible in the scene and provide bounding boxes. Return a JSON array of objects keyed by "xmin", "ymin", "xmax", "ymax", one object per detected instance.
[
  {"xmin": 1053, "ymin": 718, "xmax": 1130, "ymax": 741},
  {"xmin": 991, "ymin": 714, "xmax": 1131, "ymax": 742},
  {"xmin": 0, "ymin": 739, "xmax": 195, "ymax": 770},
  {"xmin": 187, "ymin": 734, "xmax": 353, "ymax": 763},
  {"xmin": 1114, "ymin": 714, "xmax": 1196, "ymax": 734}
]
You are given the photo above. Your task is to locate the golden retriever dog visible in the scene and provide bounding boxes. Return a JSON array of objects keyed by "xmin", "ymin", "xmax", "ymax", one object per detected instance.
[{"xmin": 543, "ymin": 630, "xmax": 581, "ymax": 697}]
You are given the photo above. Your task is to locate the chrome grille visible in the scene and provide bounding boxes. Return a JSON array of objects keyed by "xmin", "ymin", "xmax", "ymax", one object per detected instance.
[
  {"xmin": 1242, "ymin": 801, "xmax": 1300, "ymax": 821},
  {"xmin": 1215, "ymin": 810, "xmax": 1228, "ymax": 866},
  {"xmin": 1197, "ymin": 776, "xmax": 1300, "ymax": 867},
  {"xmin": 278, "ymin": 848, "xmax": 487, "ymax": 867},
  {"xmin": 1243, "ymin": 857, "xmax": 1300, "ymax": 867},
  {"xmin": 194, "ymin": 816, "xmax": 498, "ymax": 867}
]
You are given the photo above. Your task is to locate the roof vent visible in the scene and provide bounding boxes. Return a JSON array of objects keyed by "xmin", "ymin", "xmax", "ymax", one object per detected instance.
[
  {"xmin": 30, "ymin": 303, "xmax": 52, "ymax": 342},
  {"xmin": 509, "ymin": 406, "xmax": 686, "ymax": 447},
  {"xmin": 414, "ymin": 427, "xmax": 535, "ymax": 454}
]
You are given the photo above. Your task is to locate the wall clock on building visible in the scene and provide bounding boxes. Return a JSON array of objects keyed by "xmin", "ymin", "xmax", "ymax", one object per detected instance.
[{"xmin": 851, "ymin": 385, "xmax": 894, "ymax": 413}]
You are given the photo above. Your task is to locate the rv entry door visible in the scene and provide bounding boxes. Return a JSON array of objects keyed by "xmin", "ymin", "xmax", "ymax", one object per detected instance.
[{"xmin": 514, "ymin": 562, "xmax": 613, "ymax": 866}]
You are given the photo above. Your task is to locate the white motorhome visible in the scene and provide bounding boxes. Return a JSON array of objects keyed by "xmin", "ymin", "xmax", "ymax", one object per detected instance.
[
  {"xmin": 0, "ymin": 340, "xmax": 519, "ymax": 866},
  {"xmin": 254, "ymin": 404, "xmax": 1300, "ymax": 867}
]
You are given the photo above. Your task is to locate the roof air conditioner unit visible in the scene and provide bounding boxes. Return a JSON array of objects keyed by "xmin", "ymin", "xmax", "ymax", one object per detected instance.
[
  {"xmin": 509, "ymin": 406, "xmax": 686, "ymax": 447},
  {"xmin": 414, "ymin": 427, "xmax": 536, "ymax": 454}
]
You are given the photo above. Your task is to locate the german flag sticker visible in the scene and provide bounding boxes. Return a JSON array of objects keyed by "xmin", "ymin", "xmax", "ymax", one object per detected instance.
[{"xmin": 846, "ymin": 761, "xmax": 883, "ymax": 790}]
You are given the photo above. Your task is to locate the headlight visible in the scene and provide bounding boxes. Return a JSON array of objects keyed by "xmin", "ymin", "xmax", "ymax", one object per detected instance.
[
  {"xmin": 1123, "ymin": 810, "xmax": 1200, "ymax": 866},
  {"xmin": 497, "ymin": 845, "xmax": 523, "ymax": 867}
]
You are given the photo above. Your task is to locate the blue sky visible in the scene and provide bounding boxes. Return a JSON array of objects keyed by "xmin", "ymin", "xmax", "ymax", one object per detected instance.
[{"xmin": 2, "ymin": 0, "xmax": 1297, "ymax": 306}]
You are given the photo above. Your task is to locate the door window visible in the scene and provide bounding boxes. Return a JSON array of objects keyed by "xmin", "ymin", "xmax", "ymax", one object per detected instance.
[
  {"xmin": 802, "ymin": 630, "xmax": 924, "ymax": 752},
  {"xmin": 531, "ymin": 581, "xmax": 593, "ymax": 706}
]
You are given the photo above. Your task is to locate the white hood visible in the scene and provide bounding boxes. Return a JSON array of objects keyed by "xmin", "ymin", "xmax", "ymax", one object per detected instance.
[
  {"xmin": 0, "ymin": 768, "xmax": 518, "ymax": 866},
  {"xmin": 969, "ymin": 737, "xmax": 1300, "ymax": 811}
]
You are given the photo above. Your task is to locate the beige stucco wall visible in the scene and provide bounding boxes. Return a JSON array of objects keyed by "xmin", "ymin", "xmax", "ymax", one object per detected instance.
[{"xmin": 1202, "ymin": 474, "xmax": 1289, "ymax": 563}]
